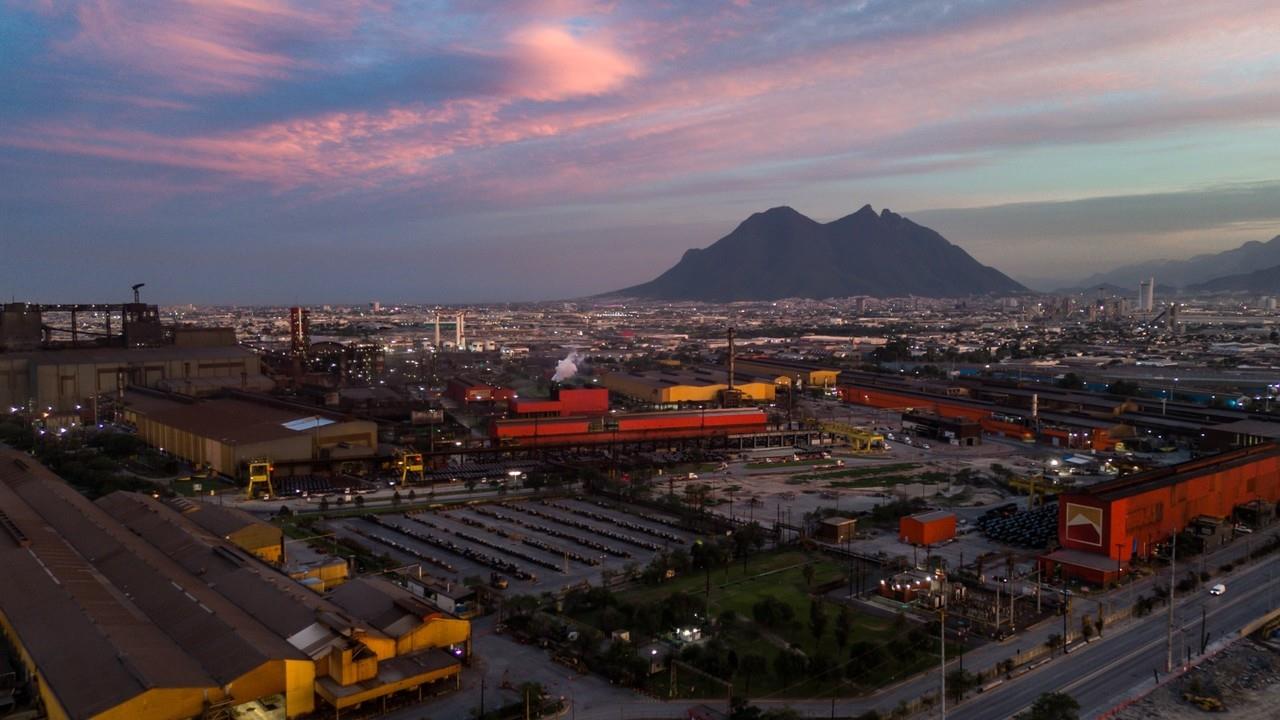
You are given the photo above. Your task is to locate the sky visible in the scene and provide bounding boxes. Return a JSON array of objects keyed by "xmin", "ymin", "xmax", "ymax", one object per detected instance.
[{"xmin": 3, "ymin": 0, "xmax": 1280, "ymax": 303}]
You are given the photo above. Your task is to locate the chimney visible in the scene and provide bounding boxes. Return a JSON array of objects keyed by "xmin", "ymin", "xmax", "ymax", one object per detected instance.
[
  {"xmin": 727, "ymin": 327, "xmax": 736, "ymax": 392},
  {"xmin": 434, "ymin": 315, "xmax": 441, "ymax": 347},
  {"xmin": 455, "ymin": 313, "xmax": 464, "ymax": 349}
]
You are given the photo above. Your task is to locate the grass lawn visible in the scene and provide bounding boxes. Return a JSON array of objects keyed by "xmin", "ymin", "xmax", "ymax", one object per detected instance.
[{"xmin": 601, "ymin": 551, "xmax": 947, "ymax": 698}]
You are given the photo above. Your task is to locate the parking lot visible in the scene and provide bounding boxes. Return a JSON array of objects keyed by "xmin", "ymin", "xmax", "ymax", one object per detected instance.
[{"xmin": 330, "ymin": 498, "xmax": 703, "ymax": 594}]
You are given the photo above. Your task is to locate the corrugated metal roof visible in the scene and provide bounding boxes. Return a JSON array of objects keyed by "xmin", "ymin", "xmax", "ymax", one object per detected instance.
[
  {"xmin": 122, "ymin": 390, "xmax": 359, "ymax": 445},
  {"xmin": 0, "ymin": 451, "xmax": 215, "ymax": 718}
]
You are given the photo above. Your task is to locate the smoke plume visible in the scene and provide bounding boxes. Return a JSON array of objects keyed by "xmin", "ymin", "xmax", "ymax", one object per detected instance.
[{"xmin": 552, "ymin": 350, "xmax": 584, "ymax": 382}]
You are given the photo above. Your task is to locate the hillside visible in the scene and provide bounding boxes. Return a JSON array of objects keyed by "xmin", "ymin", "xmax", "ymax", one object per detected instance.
[
  {"xmin": 610, "ymin": 205, "xmax": 1026, "ymax": 301},
  {"xmin": 1077, "ymin": 235, "xmax": 1280, "ymax": 289}
]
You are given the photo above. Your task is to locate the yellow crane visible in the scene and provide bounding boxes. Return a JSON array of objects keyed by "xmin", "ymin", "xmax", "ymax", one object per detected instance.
[
  {"xmin": 395, "ymin": 449, "xmax": 425, "ymax": 486},
  {"xmin": 816, "ymin": 420, "xmax": 886, "ymax": 453},
  {"xmin": 245, "ymin": 458, "xmax": 274, "ymax": 499},
  {"xmin": 1007, "ymin": 473, "xmax": 1050, "ymax": 507}
]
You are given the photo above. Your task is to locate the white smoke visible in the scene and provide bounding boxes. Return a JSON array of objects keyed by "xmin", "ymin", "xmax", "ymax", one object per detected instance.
[{"xmin": 552, "ymin": 350, "xmax": 584, "ymax": 382}]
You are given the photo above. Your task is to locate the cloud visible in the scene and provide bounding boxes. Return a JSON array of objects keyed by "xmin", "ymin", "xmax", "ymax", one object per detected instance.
[
  {"xmin": 5, "ymin": 0, "xmax": 1280, "ymax": 301},
  {"xmin": 53, "ymin": 0, "xmax": 370, "ymax": 95},
  {"xmin": 507, "ymin": 25, "xmax": 639, "ymax": 101}
]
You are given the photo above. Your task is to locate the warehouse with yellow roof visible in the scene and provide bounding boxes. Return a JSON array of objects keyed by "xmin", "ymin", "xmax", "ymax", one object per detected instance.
[
  {"xmin": 600, "ymin": 367, "xmax": 777, "ymax": 406},
  {"xmin": 0, "ymin": 449, "xmax": 469, "ymax": 720}
]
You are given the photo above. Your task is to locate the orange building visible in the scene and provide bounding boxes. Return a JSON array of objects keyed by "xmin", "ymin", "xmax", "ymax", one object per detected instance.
[
  {"xmin": 899, "ymin": 510, "xmax": 957, "ymax": 546},
  {"xmin": 1041, "ymin": 443, "xmax": 1280, "ymax": 583}
]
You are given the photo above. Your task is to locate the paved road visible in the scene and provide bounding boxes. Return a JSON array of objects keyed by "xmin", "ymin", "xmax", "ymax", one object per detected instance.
[{"xmin": 946, "ymin": 554, "xmax": 1280, "ymax": 720}]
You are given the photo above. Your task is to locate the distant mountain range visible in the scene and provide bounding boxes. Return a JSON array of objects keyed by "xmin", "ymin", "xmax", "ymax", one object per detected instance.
[
  {"xmin": 1187, "ymin": 264, "xmax": 1280, "ymax": 293},
  {"xmin": 1076, "ymin": 235, "xmax": 1280, "ymax": 290},
  {"xmin": 609, "ymin": 205, "xmax": 1026, "ymax": 301}
]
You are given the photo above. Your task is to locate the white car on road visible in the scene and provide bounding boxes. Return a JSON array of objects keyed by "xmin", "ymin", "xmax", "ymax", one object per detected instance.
[{"xmin": 1209, "ymin": 583, "xmax": 1227, "ymax": 596}]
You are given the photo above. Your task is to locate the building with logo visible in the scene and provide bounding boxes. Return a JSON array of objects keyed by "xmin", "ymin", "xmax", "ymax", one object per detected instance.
[{"xmin": 1040, "ymin": 443, "xmax": 1280, "ymax": 584}]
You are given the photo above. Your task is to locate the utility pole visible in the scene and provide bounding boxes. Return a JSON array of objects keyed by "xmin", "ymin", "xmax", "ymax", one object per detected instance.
[
  {"xmin": 1166, "ymin": 535, "xmax": 1176, "ymax": 673},
  {"xmin": 940, "ymin": 607, "xmax": 947, "ymax": 719},
  {"xmin": 1062, "ymin": 589, "xmax": 1069, "ymax": 655},
  {"xmin": 1200, "ymin": 606, "xmax": 1207, "ymax": 654}
]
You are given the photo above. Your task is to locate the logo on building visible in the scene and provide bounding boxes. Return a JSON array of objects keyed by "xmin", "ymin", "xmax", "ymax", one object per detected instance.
[{"xmin": 1065, "ymin": 503, "xmax": 1104, "ymax": 546}]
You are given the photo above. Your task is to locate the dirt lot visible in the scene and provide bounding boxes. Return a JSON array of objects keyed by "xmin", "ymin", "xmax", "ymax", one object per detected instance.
[{"xmin": 1113, "ymin": 636, "xmax": 1280, "ymax": 719}]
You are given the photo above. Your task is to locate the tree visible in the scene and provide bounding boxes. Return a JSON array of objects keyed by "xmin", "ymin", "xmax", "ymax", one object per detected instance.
[
  {"xmin": 846, "ymin": 640, "xmax": 884, "ymax": 681},
  {"xmin": 834, "ymin": 605, "xmax": 853, "ymax": 651},
  {"xmin": 1045, "ymin": 633, "xmax": 1063, "ymax": 656},
  {"xmin": 809, "ymin": 599, "xmax": 828, "ymax": 640},
  {"xmin": 391, "ymin": 490, "xmax": 402, "ymax": 507},
  {"xmin": 318, "ymin": 496, "xmax": 329, "ymax": 512},
  {"xmin": 773, "ymin": 651, "xmax": 806, "ymax": 684},
  {"xmin": 1080, "ymin": 614, "xmax": 1094, "ymax": 640},
  {"xmin": 1107, "ymin": 379, "xmax": 1141, "ymax": 397},
  {"xmin": 946, "ymin": 669, "xmax": 977, "ymax": 704},
  {"xmin": 802, "ymin": 563, "xmax": 816, "ymax": 589},
  {"xmin": 1017, "ymin": 692, "xmax": 1080, "ymax": 720},
  {"xmin": 353, "ymin": 495, "xmax": 365, "ymax": 508},
  {"xmin": 1056, "ymin": 373, "xmax": 1084, "ymax": 390},
  {"xmin": 277, "ymin": 504, "xmax": 292, "ymax": 517},
  {"xmin": 465, "ymin": 477, "xmax": 480, "ymax": 493},
  {"xmin": 738, "ymin": 653, "xmax": 768, "ymax": 697},
  {"xmin": 407, "ymin": 488, "xmax": 416, "ymax": 501}
]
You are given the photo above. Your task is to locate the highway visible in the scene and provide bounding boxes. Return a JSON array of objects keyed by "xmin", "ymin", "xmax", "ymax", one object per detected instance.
[{"xmin": 947, "ymin": 554, "xmax": 1280, "ymax": 720}]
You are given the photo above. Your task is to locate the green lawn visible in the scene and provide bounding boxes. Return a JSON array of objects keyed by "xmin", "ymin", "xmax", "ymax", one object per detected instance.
[{"xmin": 598, "ymin": 551, "xmax": 946, "ymax": 698}]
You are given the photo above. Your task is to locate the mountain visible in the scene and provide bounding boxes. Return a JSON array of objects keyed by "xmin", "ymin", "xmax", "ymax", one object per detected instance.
[
  {"xmin": 1188, "ymin": 263, "xmax": 1280, "ymax": 293},
  {"xmin": 1076, "ymin": 235, "xmax": 1280, "ymax": 290},
  {"xmin": 610, "ymin": 205, "xmax": 1027, "ymax": 301}
]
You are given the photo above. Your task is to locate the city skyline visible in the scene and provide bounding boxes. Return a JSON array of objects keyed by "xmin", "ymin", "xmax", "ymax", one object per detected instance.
[{"xmin": 5, "ymin": 0, "xmax": 1280, "ymax": 303}]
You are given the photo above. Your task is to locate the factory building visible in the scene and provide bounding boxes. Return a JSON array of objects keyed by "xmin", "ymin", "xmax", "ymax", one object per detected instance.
[
  {"xmin": 733, "ymin": 356, "xmax": 841, "ymax": 389},
  {"xmin": 98, "ymin": 491, "xmax": 469, "ymax": 717},
  {"xmin": 166, "ymin": 497, "xmax": 285, "ymax": 564},
  {"xmin": 492, "ymin": 407, "xmax": 769, "ymax": 447},
  {"xmin": 901, "ymin": 410, "xmax": 982, "ymax": 446},
  {"xmin": 0, "ymin": 449, "xmax": 317, "ymax": 719},
  {"xmin": 120, "ymin": 389, "xmax": 377, "ymax": 478},
  {"xmin": 839, "ymin": 383, "xmax": 1119, "ymax": 451},
  {"xmin": 600, "ymin": 368, "xmax": 777, "ymax": 406},
  {"xmin": 0, "ymin": 343, "xmax": 271, "ymax": 414},
  {"xmin": 509, "ymin": 386, "xmax": 609, "ymax": 417},
  {"xmin": 445, "ymin": 376, "xmax": 515, "ymax": 405},
  {"xmin": 0, "ymin": 300, "xmax": 272, "ymax": 413},
  {"xmin": 899, "ymin": 510, "xmax": 958, "ymax": 546},
  {"xmin": 1040, "ymin": 444, "xmax": 1280, "ymax": 584}
]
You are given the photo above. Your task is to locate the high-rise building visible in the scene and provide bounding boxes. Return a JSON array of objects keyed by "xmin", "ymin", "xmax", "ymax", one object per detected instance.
[
  {"xmin": 1138, "ymin": 278, "xmax": 1155, "ymax": 312},
  {"xmin": 289, "ymin": 306, "xmax": 310, "ymax": 356}
]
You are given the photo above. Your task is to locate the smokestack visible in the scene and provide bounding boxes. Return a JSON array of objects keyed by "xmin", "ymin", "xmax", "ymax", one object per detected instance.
[
  {"xmin": 434, "ymin": 315, "xmax": 441, "ymax": 348},
  {"xmin": 727, "ymin": 327, "xmax": 736, "ymax": 392},
  {"xmin": 455, "ymin": 313, "xmax": 464, "ymax": 349}
]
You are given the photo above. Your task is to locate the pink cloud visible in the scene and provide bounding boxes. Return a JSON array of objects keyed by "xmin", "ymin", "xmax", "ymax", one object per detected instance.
[
  {"xmin": 55, "ymin": 0, "xmax": 368, "ymax": 94},
  {"xmin": 9, "ymin": 0, "xmax": 1280, "ymax": 210},
  {"xmin": 507, "ymin": 25, "xmax": 640, "ymax": 101}
]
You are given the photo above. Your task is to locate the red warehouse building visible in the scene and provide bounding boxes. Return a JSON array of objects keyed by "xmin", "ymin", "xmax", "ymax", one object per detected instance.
[
  {"xmin": 447, "ymin": 377, "xmax": 514, "ymax": 404},
  {"xmin": 899, "ymin": 510, "xmax": 957, "ymax": 546},
  {"xmin": 510, "ymin": 387, "xmax": 609, "ymax": 417},
  {"xmin": 491, "ymin": 407, "xmax": 767, "ymax": 447},
  {"xmin": 1040, "ymin": 443, "xmax": 1280, "ymax": 584}
]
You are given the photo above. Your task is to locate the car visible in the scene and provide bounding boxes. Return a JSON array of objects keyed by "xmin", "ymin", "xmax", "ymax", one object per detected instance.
[{"xmin": 1209, "ymin": 584, "xmax": 1226, "ymax": 596}]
